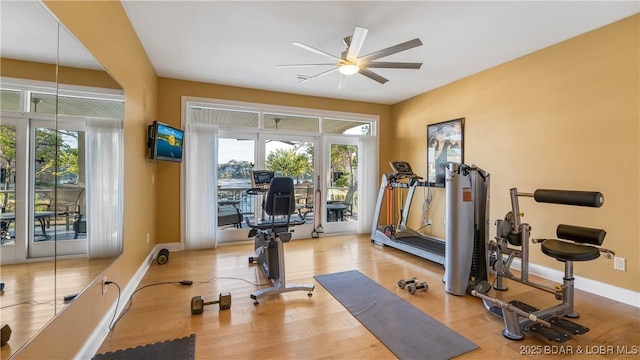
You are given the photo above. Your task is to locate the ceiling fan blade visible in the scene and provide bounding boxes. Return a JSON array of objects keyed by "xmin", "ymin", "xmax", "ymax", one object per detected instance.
[
  {"xmin": 363, "ymin": 62, "xmax": 422, "ymax": 69},
  {"xmin": 358, "ymin": 68, "xmax": 389, "ymax": 84},
  {"xmin": 359, "ymin": 38, "xmax": 423, "ymax": 62},
  {"xmin": 298, "ymin": 67, "xmax": 340, "ymax": 83},
  {"xmin": 277, "ymin": 63, "xmax": 339, "ymax": 68},
  {"xmin": 346, "ymin": 26, "xmax": 368, "ymax": 62},
  {"xmin": 292, "ymin": 41, "xmax": 342, "ymax": 62},
  {"xmin": 338, "ymin": 74, "xmax": 347, "ymax": 90}
]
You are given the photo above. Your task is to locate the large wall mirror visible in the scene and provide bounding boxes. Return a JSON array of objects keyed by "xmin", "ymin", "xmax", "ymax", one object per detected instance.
[{"xmin": 0, "ymin": 1, "xmax": 124, "ymax": 357}]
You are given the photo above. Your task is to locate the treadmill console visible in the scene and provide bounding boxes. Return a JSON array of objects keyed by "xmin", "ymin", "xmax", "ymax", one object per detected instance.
[{"xmin": 390, "ymin": 161, "xmax": 414, "ymax": 176}]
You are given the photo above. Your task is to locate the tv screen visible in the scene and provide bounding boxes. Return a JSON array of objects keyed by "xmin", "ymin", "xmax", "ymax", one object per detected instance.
[{"xmin": 148, "ymin": 121, "xmax": 184, "ymax": 162}]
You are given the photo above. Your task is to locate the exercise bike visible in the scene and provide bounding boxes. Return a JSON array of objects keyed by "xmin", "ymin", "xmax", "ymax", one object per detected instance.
[
  {"xmin": 472, "ymin": 188, "xmax": 615, "ymax": 342},
  {"xmin": 245, "ymin": 173, "xmax": 315, "ymax": 305}
]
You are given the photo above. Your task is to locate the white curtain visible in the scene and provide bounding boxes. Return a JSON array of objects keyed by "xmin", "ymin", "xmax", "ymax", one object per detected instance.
[
  {"xmin": 357, "ymin": 135, "xmax": 378, "ymax": 234},
  {"xmin": 183, "ymin": 123, "xmax": 218, "ymax": 249},
  {"xmin": 85, "ymin": 117, "xmax": 123, "ymax": 258}
]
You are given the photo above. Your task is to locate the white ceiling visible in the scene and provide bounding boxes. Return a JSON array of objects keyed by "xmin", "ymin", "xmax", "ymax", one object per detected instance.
[
  {"xmin": 120, "ymin": 1, "xmax": 638, "ymax": 105},
  {"xmin": 3, "ymin": 1, "xmax": 638, "ymax": 105}
]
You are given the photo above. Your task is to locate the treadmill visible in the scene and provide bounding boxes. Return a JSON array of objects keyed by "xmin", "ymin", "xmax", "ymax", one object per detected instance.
[{"xmin": 371, "ymin": 161, "xmax": 446, "ymax": 265}]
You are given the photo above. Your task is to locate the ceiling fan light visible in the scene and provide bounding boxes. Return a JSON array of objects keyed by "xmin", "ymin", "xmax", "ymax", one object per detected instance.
[{"xmin": 339, "ymin": 64, "xmax": 359, "ymax": 75}]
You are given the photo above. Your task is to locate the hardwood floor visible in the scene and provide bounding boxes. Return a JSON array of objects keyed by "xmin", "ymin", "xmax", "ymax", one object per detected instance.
[
  {"xmin": 97, "ymin": 234, "xmax": 639, "ymax": 359},
  {"xmin": 0, "ymin": 257, "xmax": 113, "ymax": 359}
]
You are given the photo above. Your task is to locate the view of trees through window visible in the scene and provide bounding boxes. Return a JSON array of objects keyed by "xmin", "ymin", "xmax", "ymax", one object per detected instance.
[
  {"xmin": 1, "ymin": 124, "xmax": 84, "ymax": 243},
  {"xmin": 0, "ymin": 126, "xmax": 16, "ymax": 216},
  {"xmin": 266, "ymin": 142, "xmax": 313, "ymax": 184}
]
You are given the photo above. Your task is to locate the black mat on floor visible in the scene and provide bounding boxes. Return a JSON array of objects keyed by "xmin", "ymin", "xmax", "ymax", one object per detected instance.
[
  {"xmin": 314, "ymin": 270, "xmax": 478, "ymax": 360},
  {"xmin": 93, "ymin": 334, "xmax": 195, "ymax": 360}
]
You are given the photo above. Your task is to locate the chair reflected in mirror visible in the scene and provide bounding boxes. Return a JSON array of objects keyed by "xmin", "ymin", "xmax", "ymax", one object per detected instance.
[
  {"xmin": 36, "ymin": 185, "xmax": 85, "ymax": 239},
  {"xmin": 53, "ymin": 185, "xmax": 84, "ymax": 232}
]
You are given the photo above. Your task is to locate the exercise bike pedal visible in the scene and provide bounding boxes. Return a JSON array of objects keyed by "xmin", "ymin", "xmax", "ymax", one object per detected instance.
[
  {"xmin": 527, "ymin": 323, "xmax": 571, "ymax": 343},
  {"xmin": 548, "ymin": 317, "xmax": 589, "ymax": 335}
]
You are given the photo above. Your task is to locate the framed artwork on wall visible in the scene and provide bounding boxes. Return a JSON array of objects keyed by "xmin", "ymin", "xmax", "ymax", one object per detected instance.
[{"xmin": 427, "ymin": 118, "xmax": 464, "ymax": 187}]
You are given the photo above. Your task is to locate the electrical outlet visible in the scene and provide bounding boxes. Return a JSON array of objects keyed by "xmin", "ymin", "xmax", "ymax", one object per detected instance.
[
  {"xmin": 146, "ymin": 233, "xmax": 151, "ymax": 244},
  {"xmin": 102, "ymin": 276, "xmax": 108, "ymax": 295},
  {"xmin": 614, "ymin": 257, "xmax": 626, "ymax": 271},
  {"xmin": 426, "ymin": 219, "xmax": 433, "ymax": 226}
]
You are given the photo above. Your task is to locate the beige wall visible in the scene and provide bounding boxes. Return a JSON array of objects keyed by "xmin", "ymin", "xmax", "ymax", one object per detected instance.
[
  {"xmin": 155, "ymin": 77, "xmax": 392, "ymax": 244},
  {"xmin": 392, "ymin": 15, "xmax": 639, "ymax": 292},
  {"xmin": 0, "ymin": 58, "xmax": 121, "ymax": 89},
  {"xmin": 15, "ymin": 1, "xmax": 158, "ymax": 358}
]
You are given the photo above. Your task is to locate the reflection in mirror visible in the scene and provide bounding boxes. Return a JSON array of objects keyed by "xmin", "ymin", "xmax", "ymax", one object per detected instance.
[{"xmin": 0, "ymin": 1, "xmax": 124, "ymax": 358}]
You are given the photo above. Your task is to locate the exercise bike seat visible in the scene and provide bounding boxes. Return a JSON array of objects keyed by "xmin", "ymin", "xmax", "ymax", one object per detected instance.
[
  {"xmin": 541, "ymin": 240, "xmax": 600, "ymax": 262},
  {"xmin": 249, "ymin": 216, "xmax": 305, "ymax": 231}
]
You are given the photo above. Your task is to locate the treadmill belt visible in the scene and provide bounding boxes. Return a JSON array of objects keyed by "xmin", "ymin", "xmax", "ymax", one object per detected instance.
[{"xmin": 397, "ymin": 235, "xmax": 445, "ymax": 254}]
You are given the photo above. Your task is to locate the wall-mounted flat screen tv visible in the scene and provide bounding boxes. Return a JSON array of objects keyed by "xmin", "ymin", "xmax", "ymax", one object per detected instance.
[{"xmin": 148, "ymin": 121, "xmax": 184, "ymax": 162}]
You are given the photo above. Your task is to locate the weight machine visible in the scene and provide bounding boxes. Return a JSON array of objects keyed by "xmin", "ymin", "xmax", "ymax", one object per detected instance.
[
  {"xmin": 371, "ymin": 161, "xmax": 490, "ymax": 296},
  {"xmin": 472, "ymin": 188, "xmax": 615, "ymax": 342},
  {"xmin": 245, "ymin": 172, "xmax": 314, "ymax": 304}
]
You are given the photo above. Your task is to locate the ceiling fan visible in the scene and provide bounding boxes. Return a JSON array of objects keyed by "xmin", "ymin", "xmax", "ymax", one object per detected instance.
[{"xmin": 278, "ymin": 26, "xmax": 423, "ymax": 87}]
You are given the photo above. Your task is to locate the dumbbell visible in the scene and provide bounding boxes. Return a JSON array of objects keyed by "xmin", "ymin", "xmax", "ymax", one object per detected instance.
[
  {"xmin": 191, "ymin": 292, "xmax": 232, "ymax": 315},
  {"xmin": 406, "ymin": 282, "xmax": 429, "ymax": 295},
  {"xmin": 397, "ymin": 277, "xmax": 418, "ymax": 289}
]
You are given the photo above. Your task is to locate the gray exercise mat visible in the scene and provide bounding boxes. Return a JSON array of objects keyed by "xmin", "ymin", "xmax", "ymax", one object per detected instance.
[
  {"xmin": 93, "ymin": 334, "xmax": 195, "ymax": 360},
  {"xmin": 314, "ymin": 270, "xmax": 478, "ymax": 360}
]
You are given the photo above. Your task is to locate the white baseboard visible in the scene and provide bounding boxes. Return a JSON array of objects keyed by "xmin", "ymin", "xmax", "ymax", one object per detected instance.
[
  {"xmin": 75, "ymin": 243, "xmax": 181, "ymax": 359},
  {"xmin": 511, "ymin": 258, "xmax": 639, "ymax": 308}
]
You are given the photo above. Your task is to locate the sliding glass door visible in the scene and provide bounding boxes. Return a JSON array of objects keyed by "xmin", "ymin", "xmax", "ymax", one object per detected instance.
[
  {"xmin": 324, "ymin": 136, "xmax": 358, "ymax": 233},
  {"xmin": 28, "ymin": 117, "xmax": 87, "ymax": 258},
  {"xmin": 215, "ymin": 135, "xmax": 255, "ymax": 242},
  {"xmin": 263, "ymin": 135, "xmax": 316, "ymax": 231},
  {"xmin": 0, "ymin": 115, "xmax": 87, "ymax": 260},
  {"xmin": 0, "ymin": 117, "xmax": 27, "ymax": 261},
  {"xmin": 214, "ymin": 133, "xmax": 317, "ymax": 242}
]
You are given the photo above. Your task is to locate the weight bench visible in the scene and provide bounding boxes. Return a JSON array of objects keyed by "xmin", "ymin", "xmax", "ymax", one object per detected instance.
[
  {"xmin": 473, "ymin": 188, "xmax": 614, "ymax": 342},
  {"xmin": 246, "ymin": 176, "xmax": 314, "ymax": 304}
]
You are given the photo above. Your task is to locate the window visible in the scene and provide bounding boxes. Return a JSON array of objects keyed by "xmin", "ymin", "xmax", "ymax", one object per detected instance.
[
  {"xmin": 183, "ymin": 97, "xmax": 378, "ymax": 247},
  {"xmin": 30, "ymin": 92, "xmax": 124, "ymax": 118},
  {"xmin": 0, "ymin": 90, "xmax": 21, "ymax": 111},
  {"xmin": 264, "ymin": 113, "xmax": 319, "ymax": 132},
  {"xmin": 1, "ymin": 79, "xmax": 124, "ymax": 261},
  {"xmin": 324, "ymin": 118, "xmax": 372, "ymax": 135},
  {"xmin": 191, "ymin": 106, "xmax": 258, "ymax": 128}
]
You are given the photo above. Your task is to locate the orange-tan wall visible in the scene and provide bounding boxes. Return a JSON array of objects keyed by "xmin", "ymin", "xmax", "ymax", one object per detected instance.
[
  {"xmin": 1, "ymin": 58, "xmax": 121, "ymax": 89},
  {"xmin": 15, "ymin": 1, "xmax": 158, "ymax": 359},
  {"xmin": 155, "ymin": 77, "xmax": 392, "ymax": 244},
  {"xmin": 392, "ymin": 15, "xmax": 639, "ymax": 292}
]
